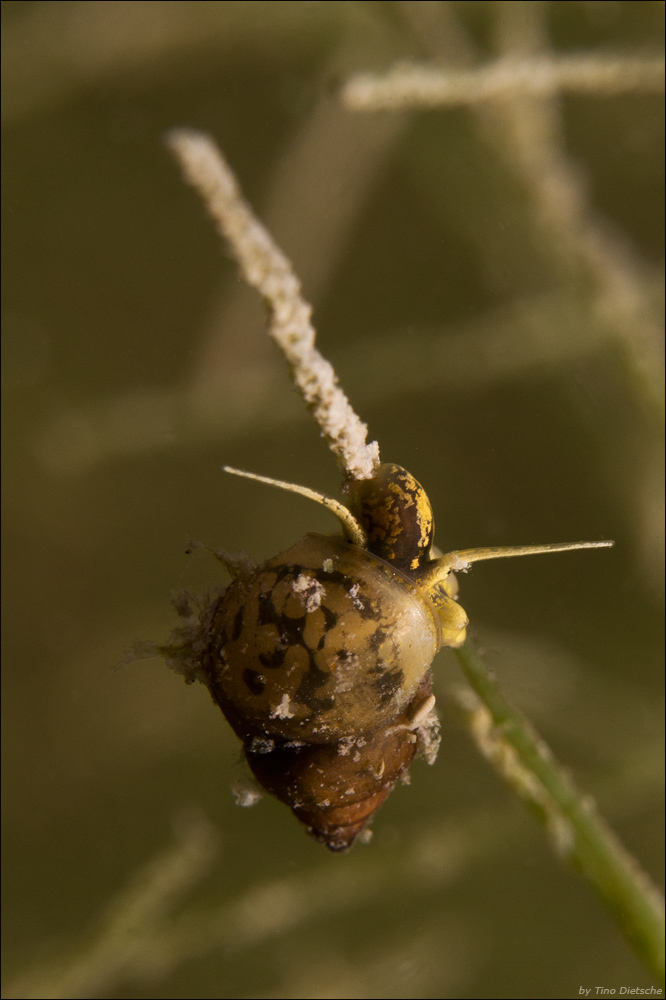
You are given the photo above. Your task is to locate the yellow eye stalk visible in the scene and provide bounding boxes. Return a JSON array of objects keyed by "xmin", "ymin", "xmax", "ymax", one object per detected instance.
[{"xmin": 223, "ymin": 464, "xmax": 613, "ymax": 651}]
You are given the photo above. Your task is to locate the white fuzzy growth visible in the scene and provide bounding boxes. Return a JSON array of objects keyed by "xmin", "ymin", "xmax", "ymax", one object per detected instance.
[
  {"xmin": 342, "ymin": 54, "xmax": 666, "ymax": 111},
  {"xmin": 250, "ymin": 736, "xmax": 275, "ymax": 754},
  {"xmin": 386, "ymin": 695, "xmax": 441, "ymax": 765},
  {"xmin": 449, "ymin": 555, "xmax": 472, "ymax": 573},
  {"xmin": 292, "ymin": 574, "xmax": 325, "ymax": 612},
  {"xmin": 331, "ymin": 650, "xmax": 359, "ymax": 694},
  {"xmin": 270, "ymin": 693, "xmax": 295, "ymax": 720},
  {"xmin": 411, "ymin": 697, "xmax": 441, "ymax": 766},
  {"xmin": 230, "ymin": 760, "xmax": 264, "ymax": 808},
  {"xmin": 348, "ymin": 582, "xmax": 365, "ymax": 611},
  {"xmin": 336, "ymin": 734, "xmax": 368, "ymax": 756},
  {"xmin": 166, "ymin": 130, "xmax": 380, "ymax": 480}
]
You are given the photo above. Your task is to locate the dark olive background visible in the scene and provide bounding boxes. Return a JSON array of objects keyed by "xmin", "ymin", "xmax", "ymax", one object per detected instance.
[{"xmin": 2, "ymin": 2, "xmax": 663, "ymax": 998}]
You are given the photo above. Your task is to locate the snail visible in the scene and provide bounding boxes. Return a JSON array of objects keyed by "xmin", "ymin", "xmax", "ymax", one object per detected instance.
[{"xmin": 161, "ymin": 461, "xmax": 612, "ymax": 851}]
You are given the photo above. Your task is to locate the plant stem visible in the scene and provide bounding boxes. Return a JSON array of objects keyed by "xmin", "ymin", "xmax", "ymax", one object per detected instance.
[{"xmin": 454, "ymin": 641, "xmax": 665, "ymax": 983}]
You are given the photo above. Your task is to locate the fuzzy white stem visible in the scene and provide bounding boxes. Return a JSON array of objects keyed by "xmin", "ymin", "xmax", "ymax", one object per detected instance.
[
  {"xmin": 166, "ymin": 129, "xmax": 380, "ymax": 480},
  {"xmin": 342, "ymin": 54, "xmax": 665, "ymax": 111}
]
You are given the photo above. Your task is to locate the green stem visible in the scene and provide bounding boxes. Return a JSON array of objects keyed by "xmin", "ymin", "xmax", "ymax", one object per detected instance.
[{"xmin": 454, "ymin": 642, "xmax": 665, "ymax": 983}]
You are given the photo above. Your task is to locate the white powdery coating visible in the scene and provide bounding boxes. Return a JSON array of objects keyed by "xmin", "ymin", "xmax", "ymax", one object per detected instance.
[
  {"xmin": 270, "ymin": 694, "xmax": 295, "ymax": 720},
  {"xmin": 292, "ymin": 574, "xmax": 325, "ymax": 612},
  {"xmin": 348, "ymin": 582, "xmax": 365, "ymax": 612},
  {"xmin": 410, "ymin": 697, "xmax": 441, "ymax": 766},
  {"xmin": 342, "ymin": 54, "xmax": 666, "ymax": 111},
  {"xmin": 232, "ymin": 786, "xmax": 263, "ymax": 808},
  {"xmin": 167, "ymin": 129, "xmax": 380, "ymax": 480},
  {"xmin": 449, "ymin": 555, "xmax": 472, "ymax": 573},
  {"xmin": 331, "ymin": 651, "xmax": 359, "ymax": 694},
  {"xmin": 230, "ymin": 764, "xmax": 264, "ymax": 808}
]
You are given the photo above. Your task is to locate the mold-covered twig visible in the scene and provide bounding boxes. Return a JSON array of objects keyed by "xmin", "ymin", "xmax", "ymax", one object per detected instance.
[
  {"xmin": 341, "ymin": 53, "xmax": 665, "ymax": 110},
  {"xmin": 166, "ymin": 129, "xmax": 380, "ymax": 481}
]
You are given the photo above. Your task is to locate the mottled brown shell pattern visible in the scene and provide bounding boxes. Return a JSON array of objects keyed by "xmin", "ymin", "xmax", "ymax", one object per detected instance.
[
  {"xmin": 345, "ymin": 464, "xmax": 435, "ymax": 572},
  {"xmin": 247, "ymin": 673, "xmax": 434, "ymax": 851},
  {"xmin": 204, "ymin": 533, "xmax": 440, "ymax": 744},
  {"xmin": 161, "ymin": 460, "xmax": 609, "ymax": 850}
]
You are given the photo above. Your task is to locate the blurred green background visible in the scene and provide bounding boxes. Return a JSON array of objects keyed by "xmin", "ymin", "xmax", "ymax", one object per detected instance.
[{"xmin": 2, "ymin": 2, "xmax": 663, "ymax": 997}]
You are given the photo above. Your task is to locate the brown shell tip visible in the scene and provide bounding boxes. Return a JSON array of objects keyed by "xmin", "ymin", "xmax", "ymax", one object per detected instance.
[
  {"xmin": 294, "ymin": 787, "xmax": 393, "ymax": 851},
  {"xmin": 312, "ymin": 824, "xmax": 367, "ymax": 852}
]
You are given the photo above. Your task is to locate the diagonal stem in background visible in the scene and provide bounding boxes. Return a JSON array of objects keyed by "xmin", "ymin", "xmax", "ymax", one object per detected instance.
[
  {"xmin": 455, "ymin": 642, "xmax": 664, "ymax": 983},
  {"xmin": 341, "ymin": 52, "xmax": 666, "ymax": 109}
]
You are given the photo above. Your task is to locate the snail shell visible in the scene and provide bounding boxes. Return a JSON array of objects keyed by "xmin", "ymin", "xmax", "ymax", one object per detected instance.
[
  {"xmin": 162, "ymin": 463, "xmax": 611, "ymax": 850},
  {"xmin": 204, "ymin": 533, "xmax": 440, "ymax": 744},
  {"xmin": 177, "ymin": 464, "xmax": 454, "ymax": 850},
  {"xmin": 245, "ymin": 675, "xmax": 435, "ymax": 851}
]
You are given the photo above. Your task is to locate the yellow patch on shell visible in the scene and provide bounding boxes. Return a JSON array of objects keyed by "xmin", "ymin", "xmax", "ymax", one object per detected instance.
[
  {"xmin": 388, "ymin": 469, "xmax": 434, "ymax": 570},
  {"xmin": 363, "ymin": 467, "xmax": 434, "ymax": 571}
]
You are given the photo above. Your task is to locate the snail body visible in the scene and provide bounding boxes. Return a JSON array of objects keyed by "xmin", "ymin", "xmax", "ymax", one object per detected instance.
[
  {"xmin": 164, "ymin": 463, "xmax": 612, "ymax": 850},
  {"xmin": 195, "ymin": 464, "xmax": 453, "ymax": 850}
]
